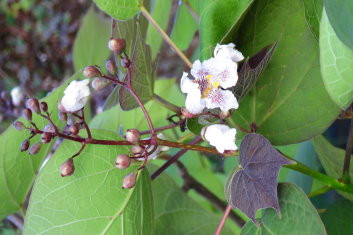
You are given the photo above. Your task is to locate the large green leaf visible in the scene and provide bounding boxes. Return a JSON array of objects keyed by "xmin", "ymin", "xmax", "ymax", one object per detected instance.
[
  {"xmin": 302, "ymin": 0, "xmax": 323, "ymax": 40},
  {"xmin": 321, "ymin": 198, "xmax": 353, "ymax": 235},
  {"xmin": 72, "ymin": 7, "xmax": 111, "ymax": 72},
  {"xmin": 0, "ymin": 72, "xmax": 82, "ymax": 219},
  {"xmin": 324, "ymin": 0, "xmax": 353, "ymax": 51},
  {"xmin": 320, "ymin": 9, "xmax": 353, "ymax": 109},
  {"xmin": 93, "ymin": 0, "xmax": 140, "ymax": 20},
  {"xmin": 312, "ymin": 135, "xmax": 353, "ymax": 201},
  {"xmin": 240, "ymin": 183, "xmax": 326, "ymax": 234},
  {"xmin": 232, "ymin": 0, "xmax": 340, "ymax": 145},
  {"xmin": 150, "ymin": 165, "xmax": 234, "ymax": 235},
  {"xmin": 24, "ymin": 130, "xmax": 153, "ymax": 234},
  {"xmin": 199, "ymin": 0, "xmax": 254, "ymax": 59}
]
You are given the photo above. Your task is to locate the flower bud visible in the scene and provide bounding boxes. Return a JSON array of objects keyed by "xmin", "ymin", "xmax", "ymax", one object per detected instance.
[
  {"xmin": 219, "ymin": 110, "xmax": 230, "ymax": 119},
  {"xmin": 26, "ymin": 98, "xmax": 41, "ymax": 114},
  {"xmin": 13, "ymin": 121, "xmax": 24, "ymax": 131},
  {"xmin": 181, "ymin": 108, "xmax": 197, "ymax": 118},
  {"xmin": 58, "ymin": 111, "xmax": 67, "ymax": 122},
  {"xmin": 91, "ymin": 78, "xmax": 107, "ymax": 91},
  {"xmin": 69, "ymin": 124, "xmax": 80, "ymax": 135},
  {"xmin": 57, "ymin": 101, "xmax": 67, "ymax": 113},
  {"xmin": 106, "ymin": 59, "xmax": 117, "ymax": 74},
  {"xmin": 40, "ymin": 102, "xmax": 48, "ymax": 112},
  {"xmin": 20, "ymin": 139, "xmax": 30, "ymax": 152},
  {"xmin": 122, "ymin": 172, "xmax": 136, "ymax": 189},
  {"xmin": 23, "ymin": 108, "xmax": 32, "ymax": 121},
  {"xmin": 29, "ymin": 142, "xmax": 42, "ymax": 155},
  {"xmin": 121, "ymin": 58, "xmax": 131, "ymax": 68},
  {"xmin": 82, "ymin": 65, "xmax": 101, "ymax": 78},
  {"xmin": 41, "ymin": 132, "xmax": 52, "ymax": 143},
  {"xmin": 10, "ymin": 87, "xmax": 24, "ymax": 106},
  {"xmin": 115, "ymin": 154, "xmax": 131, "ymax": 169},
  {"xmin": 108, "ymin": 38, "xmax": 126, "ymax": 53},
  {"xmin": 60, "ymin": 158, "xmax": 75, "ymax": 177},
  {"xmin": 125, "ymin": 129, "xmax": 140, "ymax": 144},
  {"xmin": 131, "ymin": 145, "xmax": 144, "ymax": 155},
  {"xmin": 43, "ymin": 124, "xmax": 55, "ymax": 133}
]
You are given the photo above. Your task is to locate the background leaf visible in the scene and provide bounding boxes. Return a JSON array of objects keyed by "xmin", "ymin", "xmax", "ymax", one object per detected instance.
[
  {"xmin": 232, "ymin": 0, "xmax": 340, "ymax": 145},
  {"xmin": 225, "ymin": 133, "xmax": 292, "ymax": 221},
  {"xmin": 312, "ymin": 135, "xmax": 353, "ymax": 201},
  {"xmin": 0, "ymin": 72, "xmax": 82, "ymax": 220},
  {"xmin": 324, "ymin": 0, "xmax": 353, "ymax": 51},
  {"xmin": 321, "ymin": 198, "xmax": 353, "ymax": 234},
  {"xmin": 72, "ymin": 7, "xmax": 111, "ymax": 72},
  {"xmin": 302, "ymin": 0, "xmax": 323, "ymax": 40},
  {"xmin": 93, "ymin": 0, "xmax": 140, "ymax": 20},
  {"xmin": 24, "ymin": 130, "xmax": 153, "ymax": 235},
  {"xmin": 240, "ymin": 183, "xmax": 326, "ymax": 234},
  {"xmin": 199, "ymin": 0, "xmax": 254, "ymax": 59},
  {"xmin": 320, "ymin": 9, "xmax": 353, "ymax": 109}
]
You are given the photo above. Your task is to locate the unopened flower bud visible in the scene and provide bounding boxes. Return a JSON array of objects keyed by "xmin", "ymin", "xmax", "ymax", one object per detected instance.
[
  {"xmin": 60, "ymin": 158, "xmax": 75, "ymax": 177},
  {"xmin": 58, "ymin": 111, "xmax": 67, "ymax": 122},
  {"xmin": 181, "ymin": 108, "xmax": 197, "ymax": 118},
  {"xmin": 13, "ymin": 121, "xmax": 24, "ymax": 131},
  {"xmin": 122, "ymin": 172, "xmax": 136, "ymax": 189},
  {"xmin": 91, "ymin": 78, "xmax": 107, "ymax": 91},
  {"xmin": 121, "ymin": 58, "xmax": 131, "ymax": 68},
  {"xmin": 131, "ymin": 145, "xmax": 144, "ymax": 155},
  {"xmin": 23, "ymin": 108, "xmax": 32, "ymax": 121},
  {"xmin": 57, "ymin": 101, "xmax": 66, "ymax": 113},
  {"xmin": 10, "ymin": 87, "xmax": 24, "ymax": 106},
  {"xmin": 115, "ymin": 154, "xmax": 131, "ymax": 169},
  {"xmin": 26, "ymin": 98, "xmax": 41, "ymax": 114},
  {"xmin": 20, "ymin": 139, "xmax": 30, "ymax": 152},
  {"xmin": 125, "ymin": 129, "xmax": 140, "ymax": 144},
  {"xmin": 83, "ymin": 65, "xmax": 101, "ymax": 78},
  {"xmin": 106, "ymin": 59, "xmax": 117, "ymax": 74},
  {"xmin": 108, "ymin": 38, "xmax": 126, "ymax": 53},
  {"xmin": 41, "ymin": 132, "xmax": 52, "ymax": 143},
  {"xmin": 219, "ymin": 110, "xmax": 230, "ymax": 119},
  {"xmin": 69, "ymin": 124, "xmax": 80, "ymax": 135},
  {"xmin": 43, "ymin": 124, "xmax": 55, "ymax": 133},
  {"xmin": 29, "ymin": 142, "xmax": 42, "ymax": 155},
  {"xmin": 40, "ymin": 102, "xmax": 48, "ymax": 112}
]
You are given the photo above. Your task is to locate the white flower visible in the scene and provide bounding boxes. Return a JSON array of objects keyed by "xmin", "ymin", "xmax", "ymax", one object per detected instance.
[
  {"xmin": 61, "ymin": 79, "xmax": 90, "ymax": 112},
  {"xmin": 214, "ymin": 43, "xmax": 244, "ymax": 63},
  {"xmin": 180, "ymin": 57, "xmax": 239, "ymax": 114},
  {"xmin": 138, "ymin": 133, "xmax": 169, "ymax": 161},
  {"xmin": 10, "ymin": 87, "xmax": 24, "ymax": 106},
  {"xmin": 203, "ymin": 124, "xmax": 237, "ymax": 153}
]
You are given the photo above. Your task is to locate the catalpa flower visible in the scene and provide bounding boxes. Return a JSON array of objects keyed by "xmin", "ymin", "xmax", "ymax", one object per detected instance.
[
  {"xmin": 61, "ymin": 79, "xmax": 90, "ymax": 112},
  {"xmin": 202, "ymin": 124, "xmax": 237, "ymax": 153},
  {"xmin": 180, "ymin": 43, "xmax": 243, "ymax": 114}
]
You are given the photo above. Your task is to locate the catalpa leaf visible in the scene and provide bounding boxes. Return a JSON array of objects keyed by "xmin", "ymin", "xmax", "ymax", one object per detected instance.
[
  {"xmin": 225, "ymin": 133, "xmax": 293, "ymax": 222},
  {"xmin": 231, "ymin": 42, "xmax": 277, "ymax": 101}
]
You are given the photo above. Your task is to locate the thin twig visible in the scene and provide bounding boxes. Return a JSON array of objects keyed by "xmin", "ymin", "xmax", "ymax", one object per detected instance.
[
  {"xmin": 215, "ymin": 205, "xmax": 232, "ymax": 235},
  {"xmin": 342, "ymin": 117, "xmax": 353, "ymax": 183},
  {"xmin": 183, "ymin": 0, "xmax": 199, "ymax": 22}
]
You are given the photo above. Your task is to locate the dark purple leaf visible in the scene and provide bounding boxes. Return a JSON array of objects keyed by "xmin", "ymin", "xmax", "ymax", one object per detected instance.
[
  {"xmin": 231, "ymin": 42, "xmax": 277, "ymax": 100},
  {"xmin": 225, "ymin": 133, "xmax": 293, "ymax": 222}
]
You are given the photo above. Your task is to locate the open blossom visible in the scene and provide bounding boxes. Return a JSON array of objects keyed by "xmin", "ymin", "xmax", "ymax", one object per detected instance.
[
  {"xmin": 214, "ymin": 43, "xmax": 244, "ymax": 63},
  {"xmin": 180, "ymin": 44, "xmax": 243, "ymax": 114},
  {"xmin": 10, "ymin": 87, "xmax": 24, "ymax": 106},
  {"xmin": 61, "ymin": 79, "xmax": 90, "ymax": 112},
  {"xmin": 203, "ymin": 124, "xmax": 237, "ymax": 153}
]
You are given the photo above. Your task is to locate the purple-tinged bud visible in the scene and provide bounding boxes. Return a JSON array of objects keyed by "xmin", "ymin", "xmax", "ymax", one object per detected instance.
[
  {"xmin": 40, "ymin": 102, "xmax": 48, "ymax": 112},
  {"xmin": 125, "ymin": 129, "xmax": 140, "ymax": 144},
  {"xmin": 60, "ymin": 158, "xmax": 75, "ymax": 177},
  {"xmin": 26, "ymin": 98, "xmax": 41, "ymax": 114},
  {"xmin": 115, "ymin": 154, "xmax": 131, "ymax": 169},
  {"xmin": 69, "ymin": 124, "xmax": 80, "ymax": 135},
  {"xmin": 83, "ymin": 65, "xmax": 101, "ymax": 78},
  {"xmin": 122, "ymin": 172, "xmax": 136, "ymax": 189},
  {"xmin": 23, "ymin": 108, "xmax": 32, "ymax": 121},
  {"xmin": 106, "ymin": 59, "xmax": 117, "ymax": 74},
  {"xmin": 131, "ymin": 145, "xmax": 144, "ymax": 155},
  {"xmin": 57, "ymin": 101, "xmax": 67, "ymax": 113},
  {"xmin": 13, "ymin": 121, "xmax": 24, "ymax": 131},
  {"xmin": 58, "ymin": 111, "xmax": 67, "ymax": 122},
  {"xmin": 219, "ymin": 110, "xmax": 230, "ymax": 119},
  {"xmin": 41, "ymin": 132, "xmax": 52, "ymax": 143},
  {"xmin": 29, "ymin": 142, "xmax": 42, "ymax": 155},
  {"xmin": 121, "ymin": 58, "xmax": 131, "ymax": 68},
  {"xmin": 108, "ymin": 38, "xmax": 126, "ymax": 53},
  {"xmin": 43, "ymin": 124, "xmax": 55, "ymax": 133},
  {"xmin": 91, "ymin": 78, "xmax": 107, "ymax": 91},
  {"xmin": 181, "ymin": 108, "xmax": 196, "ymax": 119},
  {"xmin": 21, "ymin": 139, "xmax": 30, "ymax": 152}
]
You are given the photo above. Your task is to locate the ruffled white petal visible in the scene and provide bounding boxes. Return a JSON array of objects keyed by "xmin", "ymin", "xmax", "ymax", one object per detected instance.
[
  {"xmin": 185, "ymin": 91, "xmax": 205, "ymax": 114},
  {"xmin": 61, "ymin": 79, "xmax": 90, "ymax": 112},
  {"xmin": 208, "ymin": 58, "xmax": 238, "ymax": 89},
  {"xmin": 180, "ymin": 72, "xmax": 198, "ymax": 94},
  {"xmin": 204, "ymin": 124, "xmax": 237, "ymax": 153},
  {"xmin": 205, "ymin": 89, "xmax": 238, "ymax": 112},
  {"xmin": 214, "ymin": 43, "xmax": 244, "ymax": 62}
]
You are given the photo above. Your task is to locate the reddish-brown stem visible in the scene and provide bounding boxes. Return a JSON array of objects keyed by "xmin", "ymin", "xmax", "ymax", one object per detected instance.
[
  {"xmin": 71, "ymin": 143, "xmax": 86, "ymax": 159},
  {"xmin": 139, "ymin": 119, "xmax": 184, "ymax": 135},
  {"xmin": 215, "ymin": 204, "xmax": 232, "ymax": 235}
]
